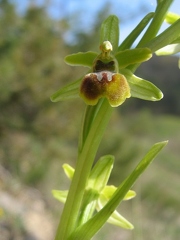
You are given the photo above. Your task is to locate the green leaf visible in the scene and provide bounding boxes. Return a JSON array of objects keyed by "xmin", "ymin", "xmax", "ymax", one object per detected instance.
[
  {"xmin": 115, "ymin": 48, "xmax": 152, "ymax": 68},
  {"xmin": 118, "ymin": 12, "xmax": 154, "ymax": 51},
  {"xmin": 69, "ymin": 141, "xmax": 168, "ymax": 240},
  {"xmin": 64, "ymin": 52, "xmax": 98, "ymax": 68},
  {"xmin": 121, "ymin": 69, "xmax": 163, "ymax": 101},
  {"xmin": 137, "ymin": 0, "xmax": 173, "ymax": 47},
  {"xmin": 100, "ymin": 15, "xmax": 119, "ymax": 52},
  {"xmin": 50, "ymin": 78, "xmax": 81, "ymax": 102},
  {"xmin": 145, "ymin": 18, "xmax": 180, "ymax": 52}
]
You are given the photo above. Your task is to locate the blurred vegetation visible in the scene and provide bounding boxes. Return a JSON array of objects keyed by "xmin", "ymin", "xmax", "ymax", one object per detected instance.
[{"xmin": 0, "ymin": 0, "xmax": 180, "ymax": 239}]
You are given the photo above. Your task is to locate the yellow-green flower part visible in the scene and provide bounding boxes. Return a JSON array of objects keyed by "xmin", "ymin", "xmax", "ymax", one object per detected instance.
[{"xmin": 79, "ymin": 71, "xmax": 131, "ymax": 107}]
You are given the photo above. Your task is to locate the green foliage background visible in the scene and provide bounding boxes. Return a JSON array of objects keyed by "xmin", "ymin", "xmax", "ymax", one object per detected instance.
[{"xmin": 0, "ymin": 1, "xmax": 179, "ymax": 239}]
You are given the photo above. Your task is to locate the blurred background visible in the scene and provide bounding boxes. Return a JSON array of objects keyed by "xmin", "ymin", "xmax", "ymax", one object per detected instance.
[{"xmin": 0, "ymin": 0, "xmax": 180, "ymax": 239}]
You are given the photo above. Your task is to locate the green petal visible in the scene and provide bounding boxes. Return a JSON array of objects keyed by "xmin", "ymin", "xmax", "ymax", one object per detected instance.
[
  {"xmin": 100, "ymin": 15, "xmax": 119, "ymax": 53},
  {"xmin": 52, "ymin": 190, "xmax": 68, "ymax": 203},
  {"xmin": 115, "ymin": 48, "xmax": 152, "ymax": 68},
  {"xmin": 64, "ymin": 51, "xmax": 98, "ymax": 68},
  {"xmin": 50, "ymin": 77, "xmax": 81, "ymax": 102},
  {"xmin": 97, "ymin": 195, "xmax": 133, "ymax": 229},
  {"xmin": 121, "ymin": 69, "xmax": 163, "ymax": 101}
]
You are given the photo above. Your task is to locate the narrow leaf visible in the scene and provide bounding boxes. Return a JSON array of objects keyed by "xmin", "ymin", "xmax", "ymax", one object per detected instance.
[
  {"xmin": 145, "ymin": 18, "xmax": 180, "ymax": 52},
  {"xmin": 137, "ymin": 0, "xmax": 173, "ymax": 47},
  {"xmin": 100, "ymin": 15, "xmax": 119, "ymax": 52},
  {"xmin": 69, "ymin": 141, "xmax": 168, "ymax": 240},
  {"xmin": 121, "ymin": 69, "xmax": 163, "ymax": 101},
  {"xmin": 64, "ymin": 52, "xmax": 98, "ymax": 68},
  {"xmin": 115, "ymin": 48, "xmax": 152, "ymax": 68},
  {"xmin": 50, "ymin": 78, "xmax": 81, "ymax": 102},
  {"xmin": 118, "ymin": 12, "xmax": 154, "ymax": 51}
]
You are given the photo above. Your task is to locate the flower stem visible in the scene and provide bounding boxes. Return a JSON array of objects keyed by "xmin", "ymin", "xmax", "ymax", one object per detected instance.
[{"xmin": 54, "ymin": 99, "xmax": 113, "ymax": 240}]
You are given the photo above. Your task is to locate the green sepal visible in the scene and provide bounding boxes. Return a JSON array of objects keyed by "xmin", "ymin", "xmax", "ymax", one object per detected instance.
[
  {"xmin": 156, "ymin": 43, "xmax": 180, "ymax": 55},
  {"xmin": 63, "ymin": 164, "xmax": 74, "ymax": 180},
  {"xmin": 101, "ymin": 186, "xmax": 136, "ymax": 201},
  {"xmin": 52, "ymin": 190, "xmax": 68, "ymax": 204},
  {"xmin": 115, "ymin": 48, "xmax": 152, "ymax": 68},
  {"xmin": 100, "ymin": 15, "xmax": 119, "ymax": 53},
  {"xmin": 97, "ymin": 193, "xmax": 134, "ymax": 229},
  {"xmin": 121, "ymin": 69, "xmax": 163, "ymax": 101},
  {"xmin": 64, "ymin": 52, "xmax": 98, "ymax": 68},
  {"xmin": 69, "ymin": 141, "xmax": 168, "ymax": 240},
  {"xmin": 106, "ymin": 209, "xmax": 134, "ymax": 229},
  {"xmin": 50, "ymin": 77, "xmax": 81, "ymax": 102},
  {"xmin": 118, "ymin": 12, "xmax": 154, "ymax": 51},
  {"xmin": 98, "ymin": 186, "xmax": 135, "ymax": 229},
  {"xmin": 165, "ymin": 12, "xmax": 180, "ymax": 24}
]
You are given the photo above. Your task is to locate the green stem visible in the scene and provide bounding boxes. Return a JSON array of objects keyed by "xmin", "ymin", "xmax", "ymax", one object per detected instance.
[{"xmin": 55, "ymin": 99, "xmax": 113, "ymax": 239}]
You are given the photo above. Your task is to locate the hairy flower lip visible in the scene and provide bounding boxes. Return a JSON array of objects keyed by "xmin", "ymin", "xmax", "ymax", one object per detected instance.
[{"xmin": 80, "ymin": 71, "xmax": 131, "ymax": 107}]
